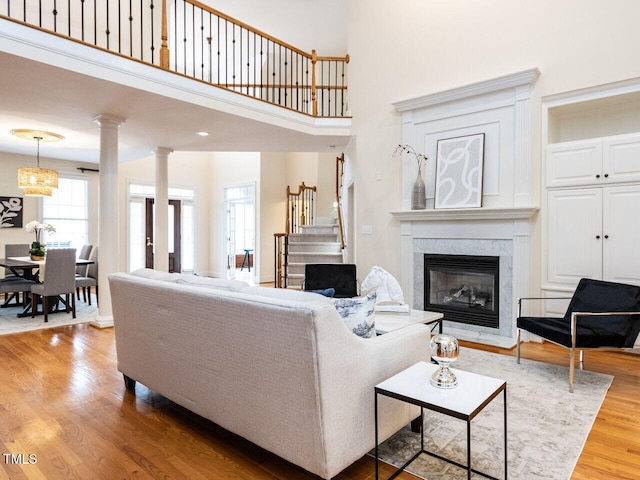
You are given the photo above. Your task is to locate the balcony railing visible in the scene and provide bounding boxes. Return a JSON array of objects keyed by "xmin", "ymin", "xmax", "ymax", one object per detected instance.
[{"xmin": 1, "ymin": 0, "xmax": 350, "ymax": 117}]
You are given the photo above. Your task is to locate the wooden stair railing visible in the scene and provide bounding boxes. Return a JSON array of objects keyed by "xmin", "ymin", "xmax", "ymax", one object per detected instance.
[
  {"xmin": 274, "ymin": 182, "xmax": 317, "ymax": 288},
  {"xmin": 1, "ymin": 1, "xmax": 350, "ymax": 118}
]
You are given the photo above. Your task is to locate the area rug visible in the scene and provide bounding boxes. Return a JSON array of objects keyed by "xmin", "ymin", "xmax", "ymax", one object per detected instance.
[
  {"xmin": 0, "ymin": 296, "xmax": 97, "ymax": 335},
  {"xmin": 375, "ymin": 347, "xmax": 613, "ymax": 480}
]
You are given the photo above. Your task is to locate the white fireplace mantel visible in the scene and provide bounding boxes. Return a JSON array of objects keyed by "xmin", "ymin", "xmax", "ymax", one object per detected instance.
[
  {"xmin": 391, "ymin": 206, "xmax": 538, "ymax": 222},
  {"xmin": 392, "ymin": 69, "xmax": 541, "ymax": 347}
]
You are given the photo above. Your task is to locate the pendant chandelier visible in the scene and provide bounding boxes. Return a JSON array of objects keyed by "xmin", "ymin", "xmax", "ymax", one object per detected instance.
[{"xmin": 12, "ymin": 129, "xmax": 63, "ymax": 197}]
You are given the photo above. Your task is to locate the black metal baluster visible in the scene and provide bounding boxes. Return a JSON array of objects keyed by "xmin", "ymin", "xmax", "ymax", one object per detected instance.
[
  {"xmin": 341, "ymin": 60, "xmax": 346, "ymax": 116},
  {"xmin": 200, "ymin": 9, "xmax": 204, "ymax": 80},
  {"xmin": 217, "ymin": 15, "xmax": 220, "ymax": 84},
  {"xmin": 208, "ymin": 13, "xmax": 212, "ymax": 82},
  {"xmin": 67, "ymin": 0, "xmax": 71, "ymax": 36},
  {"xmin": 105, "ymin": 0, "xmax": 109, "ymax": 50},
  {"xmin": 259, "ymin": 36, "xmax": 264, "ymax": 99},
  {"xmin": 38, "ymin": 0, "xmax": 42, "ymax": 26},
  {"xmin": 116, "ymin": 0, "xmax": 121, "ymax": 54},
  {"xmin": 246, "ymin": 28, "xmax": 250, "ymax": 95},
  {"xmin": 272, "ymin": 41, "xmax": 276, "ymax": 103},
  {"xmin": 252, "ymin": 30, "xmax": 256, "ymax": 97},
  {"xmin": 182, "ymin": 0, "xmax": 186, "ymax": 74},
  {"xmin": 278, "ymin": 44, "xmax": 282, "ymax": 105},
  {"xmin": 239, "ymin": 26, "xmax": 243, "ymax": 91},
  {"xmin": 334, "ymin": 60, "xmax": 338, "ymax": 116},
  {"xmin": 266, "ymin": 39, "xmax": 270, "ymax": 101},
  {"xmin": 191, "ymin": 3, "xmax": 194, "ymax": 77},
  {"xmin": 93, "ymin": 0, "xmax": 96, "ymax": 45},
  {"xmin": 224, "ymin": 19, "xmax": 228, "ymax": 86},
  {"xmin": 127, "ymin": 0, "xmax": 132, "ymax": 56},
  {"xmin": 81, "ymin": 0, "xmax": 85, "ymax": 41},
  {"xmin": 232, "ymin": 24, "xmax": 236, "ymax": 89},
  {"xmin": 150, "ymin": 0, "xmax": 156, "ymax": 63}
]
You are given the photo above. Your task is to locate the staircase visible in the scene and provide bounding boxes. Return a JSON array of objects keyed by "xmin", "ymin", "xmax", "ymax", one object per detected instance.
[{"xmin": 285, "ymin": 219, "xmax": 344, "ymax": 289}]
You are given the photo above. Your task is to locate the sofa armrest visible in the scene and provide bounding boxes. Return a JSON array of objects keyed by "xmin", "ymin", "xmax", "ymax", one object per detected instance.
[{"xmin": 314, "ymin": 321, "xmax": 431, "ymax": 477}]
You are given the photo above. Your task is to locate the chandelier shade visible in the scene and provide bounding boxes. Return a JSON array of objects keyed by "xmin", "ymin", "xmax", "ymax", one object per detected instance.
[
  {"xmin": 11, "ymin": 128, "xmax": 63, "ymax": 197},
  {"xmin": 17, "ymin": 167, "xmax": 59, "ymax": 189},
  {"xmin": 21, "ymin": 185, "xmax": 54, "ymax": 197}
]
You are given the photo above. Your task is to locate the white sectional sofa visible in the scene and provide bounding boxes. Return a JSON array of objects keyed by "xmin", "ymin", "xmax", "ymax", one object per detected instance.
[{"xmin": 108, "ymin": 269, "xmax": 430, "ymax": 479}]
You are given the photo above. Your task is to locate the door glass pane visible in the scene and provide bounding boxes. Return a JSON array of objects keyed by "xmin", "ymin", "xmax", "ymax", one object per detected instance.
[
  {"xmin": 168, "ymin": 205, "xmax": 175, "ymax": 253},
  {"xmin": 129, "ymin": 199, "xmax": 145, "ymax": 271}
]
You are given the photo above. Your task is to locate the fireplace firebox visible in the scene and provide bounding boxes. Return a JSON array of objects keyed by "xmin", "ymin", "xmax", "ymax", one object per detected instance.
[{"xmin": 424, "ymin": 254, "xmax": 499, "ymax": 328}]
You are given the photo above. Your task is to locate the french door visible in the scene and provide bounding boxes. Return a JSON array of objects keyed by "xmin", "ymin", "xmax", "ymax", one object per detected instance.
[{"xmin": 145, "ymin": 198, "xmax": 182, "ymax": 272}]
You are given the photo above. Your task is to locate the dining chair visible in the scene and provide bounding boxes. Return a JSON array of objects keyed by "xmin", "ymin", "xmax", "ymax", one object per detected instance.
[
  {"xmin": 76, "ymin": 245, "xmax": 98, "ymax": 305},
  {"xmin": 0, "ymin": 277, "xmax": 36, "ymax": 307},
  {"xmin": 31, "ymin": 248, "xmax": 77, "ymax": 322},
  {"xmin": 3, "ymin": 244, "xmax": 30, "ymax": 305},
  {"xmin": 75, "ymin": 244, "xmax": 93, "ymax": 278}
]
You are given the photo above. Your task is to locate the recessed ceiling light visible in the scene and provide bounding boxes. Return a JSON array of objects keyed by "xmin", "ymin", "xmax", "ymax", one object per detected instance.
[{"xmin": 196, "ymin": 131, "xmax": 209, "ymax": 136}]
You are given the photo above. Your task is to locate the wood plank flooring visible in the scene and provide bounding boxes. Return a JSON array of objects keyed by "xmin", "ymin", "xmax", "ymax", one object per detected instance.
[{"xmin": 0, "ymin": 324, "xmax": 639, "ymax": 479}]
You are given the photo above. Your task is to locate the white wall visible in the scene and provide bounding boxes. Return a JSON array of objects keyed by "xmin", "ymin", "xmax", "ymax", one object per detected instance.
[
  {"xmin": 208, "ymin": 0, "xmax": 348, "ymax": 55},
  {"xmin": 346, "ymin": 0, "xmax": 640, "ymax": 287}
]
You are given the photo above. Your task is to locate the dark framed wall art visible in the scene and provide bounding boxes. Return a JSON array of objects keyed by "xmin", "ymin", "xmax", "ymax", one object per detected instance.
[{"xmin": 0, "ymin": 197, "xmax": 24, "ymax": 228}]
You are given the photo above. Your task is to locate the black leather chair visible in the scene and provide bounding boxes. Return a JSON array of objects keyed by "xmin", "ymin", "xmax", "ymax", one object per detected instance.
[
  {"xmin": 517, "ymin": 278, "xmax": 640, "ymax": 392},
  {"xmin": 303, "ymin": 263, "xmax": 358, "ymax": 298}
]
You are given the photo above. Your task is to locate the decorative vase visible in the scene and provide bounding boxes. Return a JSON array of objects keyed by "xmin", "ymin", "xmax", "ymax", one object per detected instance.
[
  {"xmin": 411, "ymin": 166, "xmax": 426, "ymax": 210},
  {"xmin": 30, "ymin": 254, "xmax": 45, "ymax": 261},
  {"xmin": 429, "ymin": 334, "xmax": 459, "ymax": 388}
]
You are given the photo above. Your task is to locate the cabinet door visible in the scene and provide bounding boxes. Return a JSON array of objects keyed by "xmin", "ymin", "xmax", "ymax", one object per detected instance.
[
  {"xmin": 547, "ymin": 188, "xmax": 602, "ymax": 285},
  {"xmin": 546, "ymin": 141, "xmax": 602, "ymax": 188},
  {"xmin": 603, "ymin": 185, "xmax": 640, "ymax": 285},
  {"xmin": 603, "ymin": 134, "xmax": 640, "ymax": 184}
]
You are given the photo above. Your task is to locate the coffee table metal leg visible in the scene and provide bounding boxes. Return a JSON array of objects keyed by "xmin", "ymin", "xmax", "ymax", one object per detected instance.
[
  {"xmin": 467, "ymin": 420, "xmax": 472, "ymax": 480},
  {"xmin": 375, "ymin": 392, "xmax": 379, "ymax": 480},
  {"xmin": 504, "ymin": 387, "xmax": 508, "ymax": 479}
]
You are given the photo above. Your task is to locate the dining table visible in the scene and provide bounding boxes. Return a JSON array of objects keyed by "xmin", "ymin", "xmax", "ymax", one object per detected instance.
[{"xmin": 0, "ymin": 256, "xmax": 94, "ymax": 316}]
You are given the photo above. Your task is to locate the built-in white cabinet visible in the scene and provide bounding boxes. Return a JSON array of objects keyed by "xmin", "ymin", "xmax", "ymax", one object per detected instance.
[
  {"xmin": 546, "ymin": 184, "xmax": 640, "ymax": 287},
  {"xmin": 546, "ymin": 131, "xmax": 640, "ymax": 292},
  {"xmin": 546, "ymin": 133, "xmax": 640, "ymax": 188}
]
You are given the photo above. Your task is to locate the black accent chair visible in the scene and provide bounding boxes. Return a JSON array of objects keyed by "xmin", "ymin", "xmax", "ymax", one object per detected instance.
[
  {"xmin": 517, "ymin": 278, "xmax": 640, "ymax": 392},
  {"xmin": 303, "ymin": 264, "xmax": 358, "ymax": 298}
]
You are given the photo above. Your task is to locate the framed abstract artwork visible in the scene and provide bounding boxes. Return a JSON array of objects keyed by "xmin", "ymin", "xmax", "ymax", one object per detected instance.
[
  {"xmin": 434, "ymin": 133, "xmax": 485, "ymax": 209},
  {"xmin": 0, "ymin": 197, "xmax": 24, "ymax": 228}
]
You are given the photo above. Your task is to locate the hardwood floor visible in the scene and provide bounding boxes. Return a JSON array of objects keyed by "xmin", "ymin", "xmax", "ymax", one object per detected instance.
[{"xmin": 0, "ymin": 325, "xmax": 639, "ymax": 479}]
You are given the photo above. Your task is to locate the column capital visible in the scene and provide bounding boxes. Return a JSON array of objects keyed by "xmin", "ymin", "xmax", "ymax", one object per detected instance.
[
  {"xmin": 152, "ymin": 147, "xmax": 174, "ymax": 158},
  {"xmin": 93, "ymin": 114, "xmax": 126, "ymax": 128}
]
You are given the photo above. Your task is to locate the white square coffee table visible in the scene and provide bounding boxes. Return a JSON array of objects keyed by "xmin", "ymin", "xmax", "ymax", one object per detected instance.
[
  {"xmin": 374, "ymin": 361, "xmax": 507, "ymax": 480},
  {"xmin": 375, "ymin": 309, "xmax": 443, "ymax": 335}
]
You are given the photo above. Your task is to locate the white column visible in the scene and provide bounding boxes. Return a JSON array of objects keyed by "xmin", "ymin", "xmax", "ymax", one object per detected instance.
[
  {"xmin": 92, "ymin": 114, "xmax": 125, "ymax": 328},
  {"xmin": 153, "ymin": 147, "xmax": 173, "ymax": 272}
]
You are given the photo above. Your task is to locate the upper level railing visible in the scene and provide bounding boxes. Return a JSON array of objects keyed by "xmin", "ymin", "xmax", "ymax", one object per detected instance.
[{"xmin": 1, "ymin": 0, "xmax": 350, "ymax": 117}]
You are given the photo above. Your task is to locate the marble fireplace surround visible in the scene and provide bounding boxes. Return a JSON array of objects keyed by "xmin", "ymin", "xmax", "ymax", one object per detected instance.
[
  {"xmin": 392, "ymin": 209, "xmax": 536, "ymax": 348},
  {"xmin": 391, "ymin": 69, "xmax": 540, "ymax": 348}
]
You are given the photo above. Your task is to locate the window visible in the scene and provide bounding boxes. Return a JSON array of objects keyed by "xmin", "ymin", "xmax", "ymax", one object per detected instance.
[{"xmin": 42, "ymin": 176, "xmax": 89, "ymax": 250}]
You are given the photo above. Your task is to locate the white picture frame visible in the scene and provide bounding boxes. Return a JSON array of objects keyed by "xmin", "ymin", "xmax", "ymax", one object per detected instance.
[{"xmin": 434, "ymin": 133, "xmax": 485, "ymax": 209}]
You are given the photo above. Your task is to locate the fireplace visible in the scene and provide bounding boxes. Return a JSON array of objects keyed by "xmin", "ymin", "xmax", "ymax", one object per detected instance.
[{"xmin": 424, "ymin": 254, "xmax": 499, "ymax": 328}]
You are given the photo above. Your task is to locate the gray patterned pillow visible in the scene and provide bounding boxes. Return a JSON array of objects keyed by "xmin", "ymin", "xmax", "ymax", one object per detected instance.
[{"xmin": 332, "ymin": 291, "xmax": 377, "ymax": 338}]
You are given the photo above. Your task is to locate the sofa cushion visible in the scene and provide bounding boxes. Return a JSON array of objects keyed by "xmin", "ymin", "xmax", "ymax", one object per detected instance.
[
  {"xmin": 239, "ymin": 285, "xmax": 334, "ymax": 303},
  {"xmin": 175, "ymin": 275, "xmax": 249, "ymax": 292},
  {"xmin": 332, "ymin": 291, "xmax": 377, "ymax": 338}
]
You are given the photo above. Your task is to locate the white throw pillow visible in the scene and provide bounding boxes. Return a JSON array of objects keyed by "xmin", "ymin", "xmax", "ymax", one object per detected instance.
[{"xmin": 332, "ymin": 291, "xmax": 377, "ymax": 338}]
